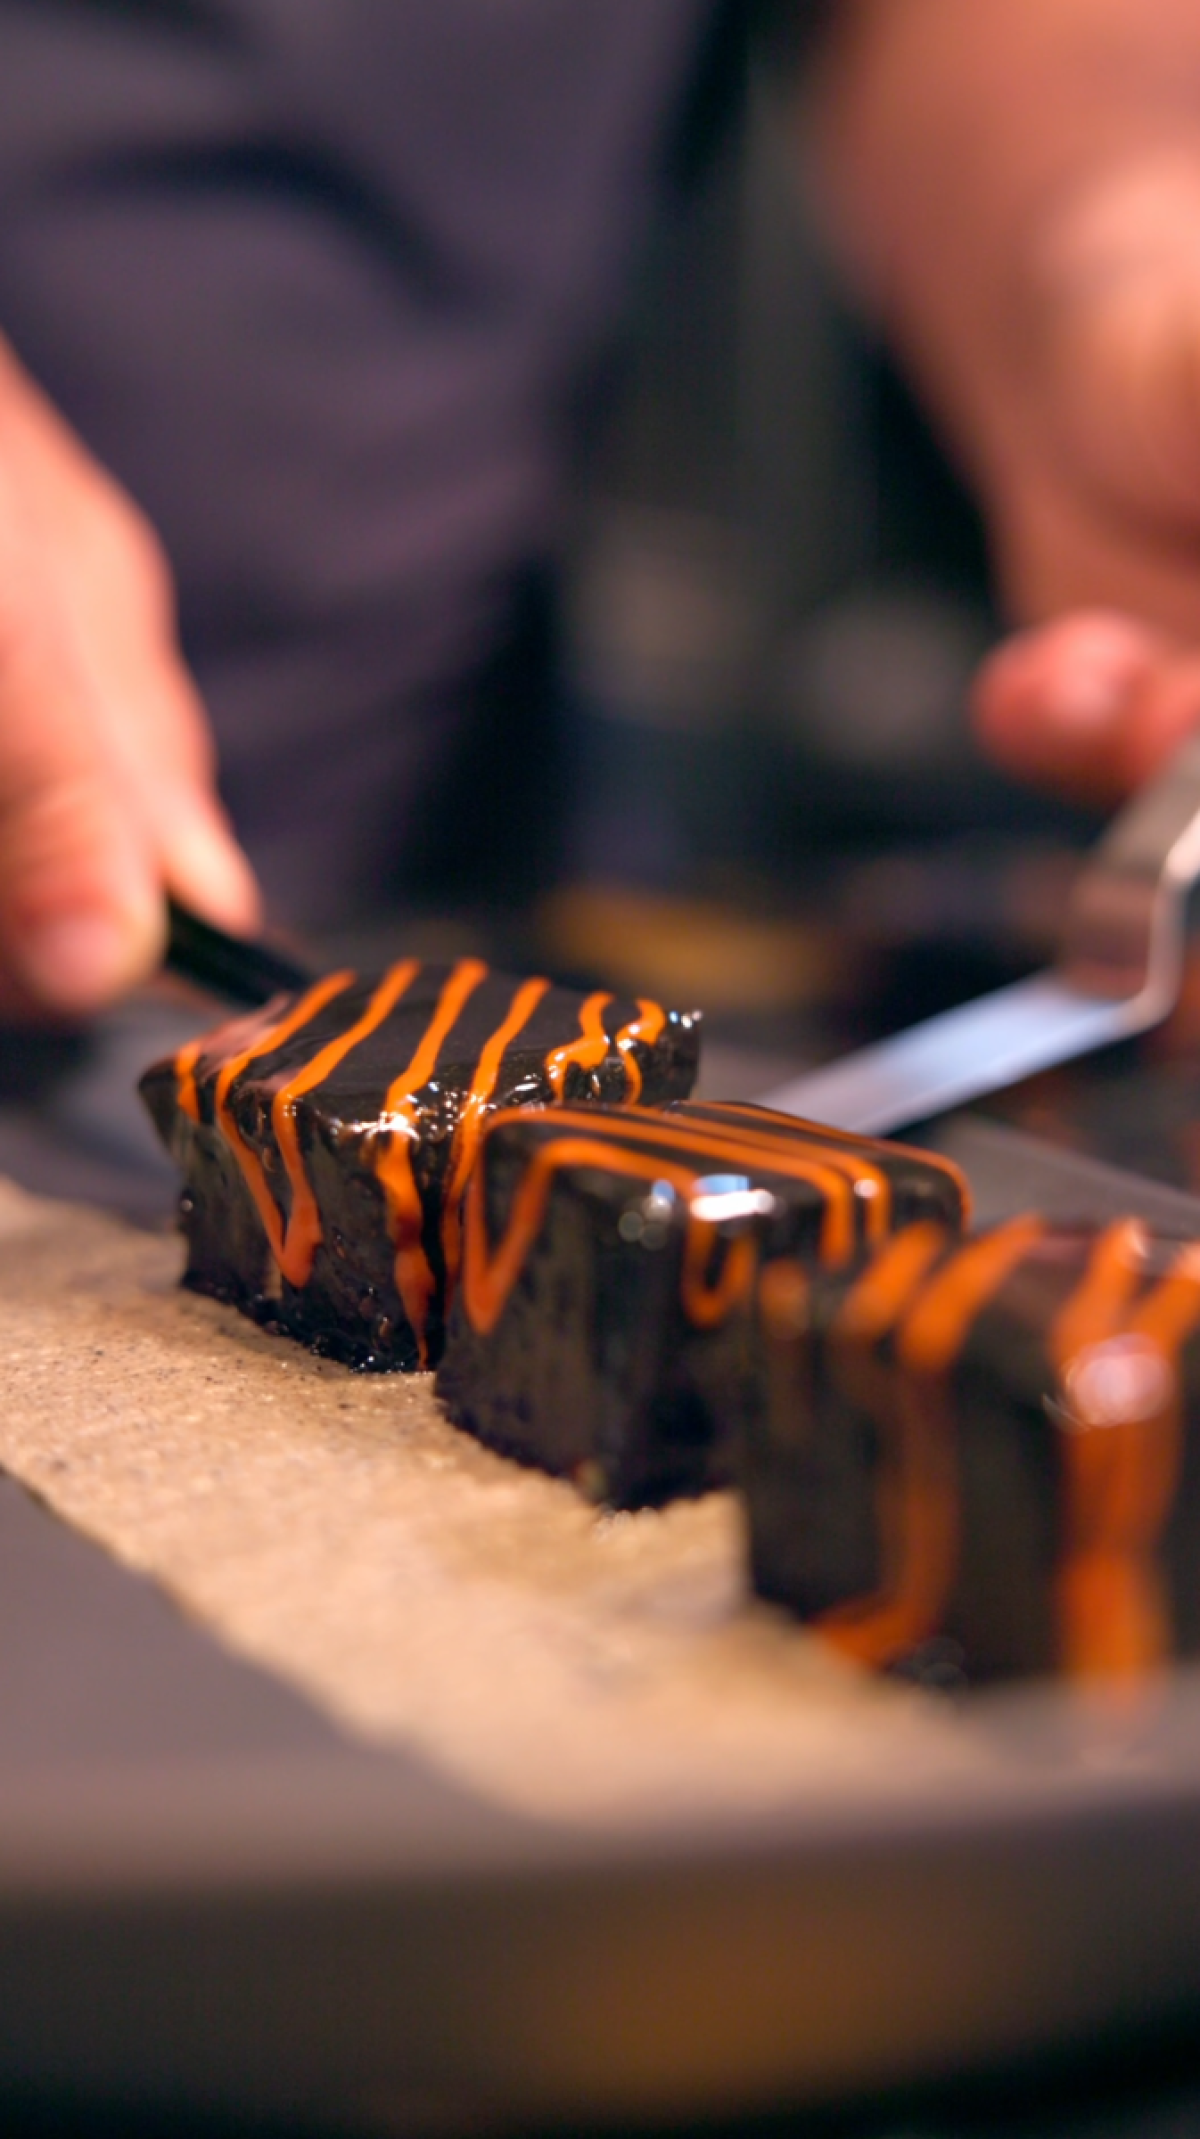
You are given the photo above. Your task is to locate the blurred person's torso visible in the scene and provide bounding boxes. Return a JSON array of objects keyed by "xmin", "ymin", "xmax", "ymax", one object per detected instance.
[{"xmin": 0, "ymin": 0, "xmax": 713, "ymax": 916}]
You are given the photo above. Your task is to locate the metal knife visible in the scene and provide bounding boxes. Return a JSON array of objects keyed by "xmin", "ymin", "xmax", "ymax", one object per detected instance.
[{"xmin": 759, "ymin": 729, "xmax": 1200, "ymax": 1136}]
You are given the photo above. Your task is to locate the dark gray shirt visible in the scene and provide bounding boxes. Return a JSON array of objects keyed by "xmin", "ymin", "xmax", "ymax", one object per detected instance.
[{"xmin": 0, "ymin": 0, "xmax": 712, "ymax": 916}]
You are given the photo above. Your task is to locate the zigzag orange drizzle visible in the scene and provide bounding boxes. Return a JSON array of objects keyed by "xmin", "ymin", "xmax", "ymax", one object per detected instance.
[
  {"xmin": 462, "ymin": 1133, "xmax": 758, "ymax": 1339},
  {"xmin": 689, "ymin": 1100, "xmax": 972, "ymax": 1229},
  {"xmin": 173, "ymin": 960, "xmax": 678, "ymax": 1360},
  {"xmin": 174, "ymin": 1035, "xmax": 205, "ymax": 1126},
  {"xmin": 788, "ymin": 1213, "xmax": 1200, "ymax": 1684},
  {"xmin": 681, "ymin": 1101, "xmax": 971, "ymax": 1254},
  {"xmin": 543, "ymin": 994, "xmax": 669, "ymax": 1106},
  {"xmin": 1050, "ymin": 1224, "xmax": 1200, "ymax": 1684},
  {"xmin": 267, "ymin": 960, "xmax": 420, "ymax": 1286},
  {"xmin": 373, "ymin": 958, "xmax": 490, "ymax": 1364},
  {"xmin": 460, "ymin": 1104, "xmax": 919, "ymax": 1340},
  {"xmin": 209, "ymin": 970, "xmax": 357, "ymax": 1276},
  {"xmin": 615, "ymin": 1000, "xmax": 666, "ymax": 1102},
  {"xmin": 544, "ymin": 993, "xmax": 612, "ymax": 1099},
  {"xmin": 814, "ymin": 1216, "xmax": 1046, "ymax": 1669},
  {"xmin": 174, "ymin": 996, "xmax": 299, "ymax": 1126},
  {"xmin": 438, "ymin": 975, "xmax": 551, "ymax": 1297},
  {"xmin": 524, "ymin": 1104, "xmax": 884, "ymax": 1262}
]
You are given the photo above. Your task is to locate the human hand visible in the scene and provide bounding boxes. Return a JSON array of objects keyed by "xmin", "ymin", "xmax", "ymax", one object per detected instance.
[
  {"xmin": 0, "ymin": 337, "xmax": 258, "ymax": 1019},
  {"xmin": 971, "ymin": 612, "xmax": 1200, "ymax": 803},
  {"xmin": 812, "ymin": 0, "xmax": 1200, "ymax": 801}
]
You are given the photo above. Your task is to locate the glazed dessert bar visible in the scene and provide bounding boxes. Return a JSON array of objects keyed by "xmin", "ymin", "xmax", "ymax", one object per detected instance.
[
  {"xmin": 746, "ymin": 1217, "xmax": 1200, "ymax": 1684},
  {"xmin": 140, "ymin": 959, "xmax": 699, "ymax": 1369},
  {"xmin": 436, "ymin": 1101, "xmax": 968, "ymax": 1507}
]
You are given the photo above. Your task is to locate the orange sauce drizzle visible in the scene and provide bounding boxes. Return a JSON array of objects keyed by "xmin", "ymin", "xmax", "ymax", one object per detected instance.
[
  {"xmin": 681, "ymin": 1221, "xmax": 758, "ymax": 1330},
  {"xmin": 372, "ymin": 957, "xmax": 489, "ymax": 1364},
  {"xmin": 173, "ymin": 998, "xmax": 298, "ymax": 1126},
  {"xmin": 688, "ymin": 1100, "xmax": 972, "ymax": 1229},
  {"xmin": 177, "ymin": 966, "xmax": 680, "ymax": 1357},
  {"xmin": 543, "ymin": 993, "xmax": 669, "ymax": 1106},
  {"xmin": 461, "ymin": 1135, "xmax": 759, "ymax": 1338},
  {"xmin": 673, "ymin": 1107, "xmax": 951, "ymax": 1251},
  {"xmin": 174, "ymin": 1035, "xmax": 205, "ymax": 1124},
  {"xmin": 1051, "ymin": 1219, "xmax": 1146, "ymax": 1368},
  {"xmin": 758, "ymin": 1256, "xmax": 810, "ymax": 1343},
  {"xmin": 697, "ymin": 1113, "xmax": 897, "ymax": 1248},
  {"xmin": 1050, "ymin": 1226, "xmax": 1200, "ymax": 1684},
  {"xmin": 494, "ymin": 1104, "xmax": 874, "ymax": 1268},
  {"xmin": 266, "ymin": 960, "xmax": 420, "ymax": 1286},
  {"xmin": 460, "ymin": 1100, "xmax": 927, "ymax": 1341},
  {"xmin": 830, "ymin": 1221, "xmax": 951, "ymax": 1349},
  {"xmin": 181, "ymin": 964, "xmax": 671, "ymax": 1360},
  {"xmin": 211, "ymin": 970, "xmax": 357, "ymax": 1273},
  {"xmin": 544, "ymin": 993, "xmax": 612, "ymax": 1099},
  {"xmin": 183, "ymin": 969, "xmax": 937, "ymax": 1371},
  {"xmin": 896, "ymin": 1215, "xmax": 1047, "ymax": 1378},
  {"xmin": 614, "ymin": 999, "xmax": 667, "ymax": 1103},
  {"xmin": 817, "ymin": 1215, "xmax": 1045, "ymax": 1668},
  {"xmin": 439, "ymin": 975, "xmax": 552, "ymax": 1294}
]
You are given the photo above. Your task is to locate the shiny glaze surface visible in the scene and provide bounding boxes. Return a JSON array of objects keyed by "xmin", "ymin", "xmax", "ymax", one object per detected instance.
[
  {"xmin": 756, "ymin": 1220, "xmax": 1200, "ymax": 1684},
  {"xmin": 140, "ymin": 959, "xmax": 699, "ymax": 1367},
  {"xmin": 461, "ymin": 1100, "xmax": 969, "ymax": 1341},
  {"xmin": 436, "ymin": 1100, "xmax": 969, "ymax": 1507}
]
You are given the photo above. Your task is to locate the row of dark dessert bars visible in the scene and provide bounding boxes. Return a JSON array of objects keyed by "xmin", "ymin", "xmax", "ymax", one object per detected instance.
[{"xmin": 143, "ymin": 960, "xmax": 1200, "ymax": 1690}]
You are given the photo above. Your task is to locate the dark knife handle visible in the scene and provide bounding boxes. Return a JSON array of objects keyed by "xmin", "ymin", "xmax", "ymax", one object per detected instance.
[{"xmin": 165, "ymin": 896, "xmax": 314, "ymax": 1008}]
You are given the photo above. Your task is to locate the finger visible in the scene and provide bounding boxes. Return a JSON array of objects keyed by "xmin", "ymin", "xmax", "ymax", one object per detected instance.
[
  {"xmin": 0, "ymin": 343, "xmax": 260, "ymax": 945},
  {"xmin": 0, "ymin": 514, "xmax": 170, "ymax": 1016},
  {"xmin": 970, "ymin": 610, "xmax": 1173, "ymax": 800},
  {"xmin": 87, "ymin": 629, "xmax": 261, "ymax": 938},
  {"xmin": 0, "ymin": 698, "xmax": 165, "ymax": 1020},
  {"xmin": 1119, "ymin": 646, "xmax": 1200, "ymax": 788}
]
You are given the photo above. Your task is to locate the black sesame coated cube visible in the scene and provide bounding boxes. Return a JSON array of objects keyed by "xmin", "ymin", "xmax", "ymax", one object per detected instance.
[
  {"xmin": 745, "ymin": 1217, "xmax": 1200, "ymax": 1686},
  {"xmin": 140, "ymin": 958, "xmax": 699, "ymax": 1370},
  {"xmin": 436, "ymin": 1102, "xmax": 969, "ymax": 1507}
]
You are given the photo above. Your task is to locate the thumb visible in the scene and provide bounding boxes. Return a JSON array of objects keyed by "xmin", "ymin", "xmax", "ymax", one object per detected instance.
[
  {"xmin": 0, "ymin": 660, "xmax": 165, "ymax": 1019},
  {"xmin": 0, "ymin": 525, "xmax": 199, "ymax": 1016},
  {"xmin": 0, "ymin": 351, "xmax": 259, "ymax": 1019},
  {"xmin": 971, "ymin": 609, "xmax": 1200, "ymax": 803}
]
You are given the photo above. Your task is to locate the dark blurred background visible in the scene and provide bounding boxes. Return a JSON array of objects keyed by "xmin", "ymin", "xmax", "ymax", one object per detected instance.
[{"xmin": 409, "ymin": 3, "xmax": 1102, "ymax": 1068}]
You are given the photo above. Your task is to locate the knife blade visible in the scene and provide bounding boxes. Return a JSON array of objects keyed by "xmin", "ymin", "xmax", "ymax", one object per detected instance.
[{"xmin": 759, "ymin": 725, "xmax": 1200, "ymax": 1136}]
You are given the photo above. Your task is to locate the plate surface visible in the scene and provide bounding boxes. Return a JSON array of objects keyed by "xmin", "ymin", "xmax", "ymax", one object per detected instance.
[{"xmin": 2, "ymin": 1001, "xmax": 1200, "ymax": 2130}]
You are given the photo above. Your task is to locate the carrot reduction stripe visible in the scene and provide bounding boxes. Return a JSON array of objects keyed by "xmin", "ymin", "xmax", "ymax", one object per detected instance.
[
  {"xmin": 174, "ymin": 997, "xmax": 301, "ymax": 1126},
  {"xmin": 543, "ymin": 994, "xmax": 668, "ymax": 1105},
  {"xmin": 372, "ymin": 958, "xmax": 490, "ymax": 1364},
  {"xmin": 267, "ymin": 960, "xmax": 421, "ymax": 1286},
  {"xmin": 544, "ymin": 993, "xmax": 612, "ymax": 1099},
  {"xmin": 438, "ymin": 976, "xmax": 552, "ymax": 1299},
  {"xmin": 796, "ymin": 1213, "xmax": 1200, "ymax": 1683},
  {"xmin": 1050, "ymin": 1226, "xmax": 1200, "ymax": 1683},
  {"xmin": 462, "ymin": 1135, "xmax": 758, "ymax": 1338},
  {"xmin": 461, "ymin": 1104, "xmax": 915, "ymax": 1340},
  {"xmin": 614, "ymin": 1000, "xmax": 666, "ymax": 1103},
  {"xmin": 689, "ymin": 1099, "xmax": 972, "ymax": 1229},
  {"xmin": 174, "ymin": 962, "xmax": 677, "ymax": 1365},
  {"xmin": 509, "ymin": 1103, "xmax": 891, "ymax": 1264},
  {"xmin": 174, "ymin": 1036, "xmax": 204, "ymax": 1126},
  {"xmin": 209, "ymin": 971, "xmax": 358, "ymax": 1277},
  {"xmin": 815, "ymin": 1216, "xmax": 1046, "ymax": 1669}
]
